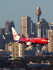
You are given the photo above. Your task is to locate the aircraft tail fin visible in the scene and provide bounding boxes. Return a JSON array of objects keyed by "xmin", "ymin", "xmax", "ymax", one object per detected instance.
[{"xmin": 11, "ymin": 27, "xmax": 21, "ymax": 41}]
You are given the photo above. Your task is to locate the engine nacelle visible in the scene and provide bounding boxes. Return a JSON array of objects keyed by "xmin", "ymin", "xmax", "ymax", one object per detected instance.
[{"xmin": 26, "ymin": 42, "xmax": 32, "ymax": 46}]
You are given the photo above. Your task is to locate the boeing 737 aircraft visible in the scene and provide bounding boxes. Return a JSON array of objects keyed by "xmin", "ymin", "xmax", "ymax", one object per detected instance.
[{"xmin": 11, "ymin": 27, "xmax": 50, "ymax": 47}]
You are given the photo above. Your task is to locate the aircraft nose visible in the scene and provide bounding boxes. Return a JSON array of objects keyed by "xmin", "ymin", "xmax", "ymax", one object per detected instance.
[{"xmin": 48, "ymin": 40, "xmax": 50, "ymax": 43}]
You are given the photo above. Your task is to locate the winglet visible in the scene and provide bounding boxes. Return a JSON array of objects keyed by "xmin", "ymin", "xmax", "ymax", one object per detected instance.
[{"xmin": 2, "ymin": 35, "xmax": 6, "ymax": 40}]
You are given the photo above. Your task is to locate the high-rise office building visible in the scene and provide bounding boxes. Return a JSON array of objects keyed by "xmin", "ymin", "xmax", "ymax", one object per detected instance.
[
  {"xmin": 5, "ymin": 41, "xmax": 14, "ymax": 57},
  {"xmin": 5, "ymin": 20, "xmax": 15, "ymax": 35},
  {"xmin": 37, "ymin": 19, "xmax": 49, "ymax": 37},
  {"xmin": 7, "ymin": 41, "xmax": 14, "ymax": 57},
  {"xmin": 48, "ymin": 30, "xmax": 53, "ymax": 52},
  {"xmin": 0, "ymin": 34, "xmax": 5, "ymax": 50},
  {"xmin": 4, "ymin": 20, "xmax": 15, "ymax": 57},
  {"xmin": 50, "ymin": 22, "xmax": 53, "ymax": 30},
  {"xmin": 5, "ymin": 35, "xmax": 13, "ymax": 52},
  {"xmin": 21, "ymin": 16, "xmax": 31, "ymax": 37},
  {"xmin": 0, "ymin": 28, "xmax": 5, "ymax": 50},
  {"xmin": 14, "ymin": 42, "xmax": 25, "ymax": 58},
  {"xmin": 18, "ymin": 43, "xmax": 25, "ymax": 58},
  {"xmin": 27, "ymin": 22, "xmax": 36, "ymax": 37},
  {"xmin": 0, "ymin": 28, "xmax": 5, "ymax": 35},
  {"xmin": 31, "ymin": 23, "xmax": 36, "ymax": 34}
]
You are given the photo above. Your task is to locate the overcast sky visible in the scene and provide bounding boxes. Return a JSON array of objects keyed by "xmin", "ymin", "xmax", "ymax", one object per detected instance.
[{"xmin": 0, "ymin": 0, "xmax": 53, "ymax": 33}]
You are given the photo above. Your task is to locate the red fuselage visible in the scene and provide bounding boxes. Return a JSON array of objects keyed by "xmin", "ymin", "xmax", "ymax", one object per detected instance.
[{"xmin": 20, "ymin": 37, "xmax": 49, "ymax": 45}]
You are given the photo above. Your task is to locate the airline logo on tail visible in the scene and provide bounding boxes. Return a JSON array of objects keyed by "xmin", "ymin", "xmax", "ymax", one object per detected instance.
[
  {"xmin": 13, "ymin": 32, "xmax": 17, "ymax": 39},
  {"xmin": 11, "ymin": 27, "xmax": 20, "ymax": 41}
]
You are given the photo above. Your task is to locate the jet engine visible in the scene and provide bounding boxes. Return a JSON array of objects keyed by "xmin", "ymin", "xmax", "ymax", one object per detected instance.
[{"xmin": 26, "ymin": 42, "xmax": 32, "ymax": 46}]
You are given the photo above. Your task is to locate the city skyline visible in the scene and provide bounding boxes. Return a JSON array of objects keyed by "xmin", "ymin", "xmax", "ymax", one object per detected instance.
[{"xmin": 0, "ymin": 0, "xmax": 53, "ymax": 33}]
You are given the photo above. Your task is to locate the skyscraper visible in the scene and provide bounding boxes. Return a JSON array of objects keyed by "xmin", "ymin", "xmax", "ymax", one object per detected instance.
[
  {"xmin": 48, "ymin": 30, "xmax": 53, "ymax": 52},
  {"xmin": 5, "ymin": 20, "xmax": 15, "ymax": 35},
  {"xmin": 21, "ymin": 16, "xmax": 31, "ymax": 37},
  {"xmin": 37, "ymin": 19, "xmax": 49, "ymax": 37},
  {"xmin": 0, "ymin": 28, "xmax": 5, "ymax": 35},
  {"xmin": 5, "ymin": 35, "xmax": 13, "ymax": 53},
  {"xmin": 14, "ymin": 42, "xmax": 25, "ymax": 58},
  {"xmin": 0, "ymin": 34, "xmax": 5, "ymax": 50},
  {"xmin": 50, "ymin": 22, "xmax": 53, "ymax": 30},
  {"xmin": 31, "ymin": 22, "xmax": 36, "ymax": 34},
  {"xmin": 18, "ymin": 43, "xmax": 25, "ymax": 58}
]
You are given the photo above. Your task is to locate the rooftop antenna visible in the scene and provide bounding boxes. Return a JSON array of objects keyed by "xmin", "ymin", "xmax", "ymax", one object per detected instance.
[
  {"xmin": 38, "ymin": 1, "xmax": 39, "ymax": 7},
  {"xmin": 41, "ymin": 11, "xmax": 43, "ymax": 19}
]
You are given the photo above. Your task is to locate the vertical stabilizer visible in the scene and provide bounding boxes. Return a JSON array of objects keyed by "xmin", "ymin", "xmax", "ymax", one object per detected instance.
[{"xmin": 11, "ymin": 27, "xmax": 20, "ymax": 41}]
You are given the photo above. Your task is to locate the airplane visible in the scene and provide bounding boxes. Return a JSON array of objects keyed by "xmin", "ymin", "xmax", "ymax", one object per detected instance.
[{"xmin": 11, "ymin": 27, "xmax": 50, "ymax": 47}]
